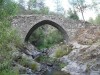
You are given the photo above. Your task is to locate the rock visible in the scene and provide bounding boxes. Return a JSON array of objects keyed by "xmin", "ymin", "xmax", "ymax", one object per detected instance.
[
  {"xmin": 12, "ymin": 50, "xmax": 21, "ymax": 58},
  {"xmin": 47, "ymin": 63, "xmax": 53, "ymax": 67},
  {"xmin": 49, "ymin": 44, "xmax": 73, "ymax": 58},
  {"xmin": 23, "ymin": 43, "xmax": 41, "ymax": 59},
  {"xmin": 22, "ymin": 53, "xmax": 33, "ymax": 60},
  {"xmin": 13, "ymin": 62, "xmax": 38, "ymax": 75},
  {"xmin": 12, "ymin": 50, "xmax": 22, "ymax": 62},
  {"xmin": 90, "ymin": 71, "xmax": 100, "ymax": 75},
  {"xmin": 70, "ymin": 41, "xmax": 89, "ymax": 49},
  {"xmin": 75, "ymin": 26, "xmax": 100, "ymax": 45},
  {"xmin": 61, "ymin": 42, "xmax": 100, "ymax": 75},
  {"xmin": 48, "ymin": 45, "xmax": 59, "ymax": 58},
  {"xmin": 21, "ymin": 53, "xmax": 41, "ymax": 71},
  {"xmin": 61, "ymin": 62, "xmax": 87, "ymax": 75},
  {"xmin": 90, "ymin": 63, "xmax": 100, "ymax": 75},
  {"xmin": 26, "ymin": 68, "xmax": 33, "ymax": 74},
  {"xmin": 31, "ymin": 50, "xmax": 41, "ymax": 58},
  {"xmin": 25, "ymin": 43, "xmax": 37, "ymax": 52},
  {"xmin": 13, "ymin": 63, "xmax": 26, "ymax": 74},
  {"xmin": 60, "ymin": 55, "xmax": 70, "ymax": 64}
]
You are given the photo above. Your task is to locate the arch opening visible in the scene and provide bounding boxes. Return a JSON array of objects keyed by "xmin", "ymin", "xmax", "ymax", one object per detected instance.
[{"xmin": 25, "ymin": 20, "xmax": 69, "ymax": 49}]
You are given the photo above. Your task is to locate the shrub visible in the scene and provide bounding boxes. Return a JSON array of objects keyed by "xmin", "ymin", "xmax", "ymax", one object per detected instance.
[
  {"xmin": 0, "ymin": 69, "xmax": 19, "ymax": 75},
  {"xmin": 18, "ymin": 56, "xmax": 38, "ymax": 71},
  {"xmin": 55, "ymin": 45, "xmax": 73, "ymax": 58},
  {"xmin": 30, "ymin": 62, "xmax": 38, "ymax": 71},
  {"xmin": 0, "ymin": 59, "xmax": 19, "ymax": 75},
  {"xmin": 35, "ymin": 56, "xmax": 48, "ymax": 62},
  {"xmin": 0, "ymin": 0, "xmax": 21, "ymax": 73},
  {"xmin": 29, "ymin": 25, "xmax": 64, "ymax": 49},
  {"xmin": 55, "ymin": 49, "xmax": 68, "ymax": 58},
  {"xmin": 0, "ymin": 19, "xmax": 23, "ymax": 73}
]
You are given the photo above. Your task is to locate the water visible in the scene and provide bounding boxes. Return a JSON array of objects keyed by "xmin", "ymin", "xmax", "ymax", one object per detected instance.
[
  {"xmin": 34, "ymin": 50, "xmax": 71, "ymax": 75},
  {"xmin": 43, "ymin": 70, "xmax": 70, "ymax": 75},
  {"xmin": 42, "ymin": 65, "xmax": 70, "ymax": 75}
]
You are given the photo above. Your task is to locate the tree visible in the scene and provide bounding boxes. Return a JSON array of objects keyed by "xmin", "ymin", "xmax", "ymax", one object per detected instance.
[
  {"xmin": 39, "ymin": 7, "xmax": 49, "ymax": 14},
  {"xmin": 94, "ymin": 14, "xmax": 100, "ymax": 25},
  {"xmin": 29, "ymin": 25, "xmax": 63, "ymax": 49},
  {"xmin": 36, "ymin": 0, "xmax": 45, "ymax": 9},
  {"xmin": 18, "ymin": 0, "xmax": 25, "ymax": 7},
  {"xmin": 88, "ymin": 14, "xmax": 100, "ymax": 25},
  {"xmin": 54, "ymin": 0, "xmax": 64, "ymax": 14},
  {"xmin": 27, "ymin": 0, "xmax": 49, "ymax": 15},
  {"xmin": 0, "ymin": 0, "xmax": 3, "ymax": 5},
  {"xmin": 90, "ymin": 0, "xmax": 100, "ymax": 13},
  {"xmin": 88, "ymin": 17, "xmax": 94, "ymax": 24},
  {"xmin": 28, "ymin": 0, "xmax": 45, "ymax": 10},
  {"xmin": 68, "ymin": 0, "xmax": 86, "ymax": 21},
  {"xmin": 67, "ymin": 8, "xmax": 79, "ymax": 20},
  {"xmin": 28, "ymin": 0, "xmax": 37, "ymax": 10},
  {"xmin": 0, "ymin": 0, "xmax": 19, "ymax": 19}
]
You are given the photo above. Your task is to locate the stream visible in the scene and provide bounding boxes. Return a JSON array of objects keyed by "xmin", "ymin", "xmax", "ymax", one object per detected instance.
[
  {"xmin": 43, "ymin": 70, "xmax": 70, "ymax": 75},
  {"xmin": 33, "ymin": 49, "xmax": 71, "ymax": 75}
]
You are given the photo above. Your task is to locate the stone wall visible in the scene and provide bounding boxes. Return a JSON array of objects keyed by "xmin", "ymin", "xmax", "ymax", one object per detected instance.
[{"xmin": 11, "ymin": 14, "xmax": 92, "ymax": 43}]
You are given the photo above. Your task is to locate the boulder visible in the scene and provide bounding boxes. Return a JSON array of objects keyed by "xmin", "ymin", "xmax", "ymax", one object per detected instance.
[{"xmin": 61, "ymin": 42, "xmax": 100, "ymax": 75}]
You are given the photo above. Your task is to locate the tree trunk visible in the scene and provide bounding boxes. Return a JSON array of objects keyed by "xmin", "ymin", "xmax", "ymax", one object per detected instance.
[{"xmin": 81, "ymin": 9, "xmax": 85, "ymax": 21}]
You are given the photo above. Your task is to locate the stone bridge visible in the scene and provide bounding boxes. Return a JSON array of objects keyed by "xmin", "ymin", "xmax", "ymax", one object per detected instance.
[{"xmin": 11, "ymin": 14, "xmax": 91, "ymax": 43}]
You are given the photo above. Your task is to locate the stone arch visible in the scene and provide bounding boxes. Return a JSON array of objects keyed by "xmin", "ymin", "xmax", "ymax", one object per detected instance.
[{"xmin": 25, "ymin": 20, "xmax": 69, "ymax": 43}]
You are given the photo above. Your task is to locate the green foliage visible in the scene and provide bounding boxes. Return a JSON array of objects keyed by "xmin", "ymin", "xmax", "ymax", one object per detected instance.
[
  {"xmin": 0, "ymin": 69, "xmax": 19, "ymax": 75},
  {"xmin": 94, "ymin": 14, "xmax": 100, "ymax": 25},
  {"xmin": 59, "ymin": 63, "xmax": 66, "ymax": 68},
  {"xmin": 18, "ymin": 57, "xmax": 38, "ymax": 71},
  {"xmin": 0, "ymin": 19, "xmax": 22, "ymax": 73},
  {"xmin": 18, "ymin": 57, "xmax": 29, "ymax": 67},
  {"xmin": 0, "ymin": 20, "xmax": 22, "ymax": 49},
  {"xmin": 39, "ymin": 7, "xmax": 49, "ymax": 15},
  {"xmin": 54, "ymin": 0, "xmax": 64, "ymax": 14},
  {"xmin": 26, "ymin": 7, "xmax": 49, "ymax": 15},
  {"xmin": 55, "ymin": 49, "xmax": 68, "ymax": 58},
  {"xmin": 0, "ymin": 56, "xmax": 19, "ymax": 75},
  {"xmin": 30, "ymin": 62, "xmax": 38, "ymax": 70},
  {"xmin": 88, "ymin": 17, "xmax": 94, "ymax": 24},
  {"xmin": 55, "ymin": 45, "xmax": 73, "ymax": 58},
  {"xmin": 67, "ymin": 9, "xmax": 79, "ymax": 20},
  {"xmin": 0, "ymin": 1, "xmax": 22, "ymax": 73},
  {"xmin": 0, "ymin": 59, "xmax": 11, "ymax": 71},
  {"xmin": 28, "ymin": 0, "xmax": 37, "ymax": 10},
  {"xmin": 0, "ymin": 0, "xmax": 19, "ymax": 19},
  {"xmin": 35, "ymin": 56, "xmax": 48, "ymax": 62},
  {"xmin": 68, "ymin": 0, "xmax": 86, "ymax": 20},
  {"xmin": 29, "ymin": 25, "xmax": 64, "ymax": 49},
  {"xmin": 0, "ymin": 0, "xmax": 3, "ymax": 5},
  {"xmin": 88, "ymin": 14, "xmax": 100, "ymax": 25}
]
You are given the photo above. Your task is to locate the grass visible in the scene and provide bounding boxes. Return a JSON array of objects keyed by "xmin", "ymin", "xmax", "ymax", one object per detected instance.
[
  {"xmin": 55, "ymin": 45, "xmax": 73, "ymax": 58},
  {"xmin": 30, "ymin": 62, "xmax": 38, "ymax": 71},
  {"xmin": 18, "ymin": 56, "xmax": 38, "ymax": 71},
  {"xmin": 0, "ymin": 59, "xmax": 19, "ymax": 75},
  {"xmin": 0, "ymin": 69, "xmax": 19, "ymax": 75},
  {"xmin": 0, "ymin": 19, "xmax": 23, "ymax": 74}
]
